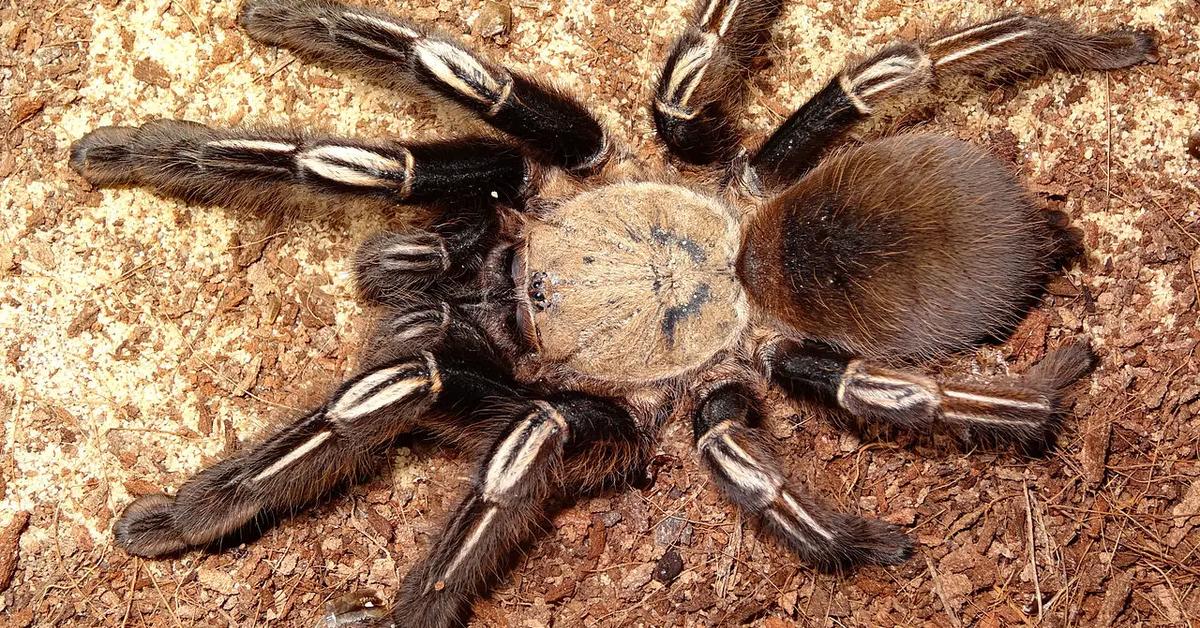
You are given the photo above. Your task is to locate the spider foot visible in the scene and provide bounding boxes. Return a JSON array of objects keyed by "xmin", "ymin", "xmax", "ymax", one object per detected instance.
[
  {"xmin": 70, "ymin": 125, "xmax": 138, "ymax": 185},
  {"xmin": 785, "ymin": 510, "xmax": 913, "ymax": 572},
  {"xmin": 113, "ymin": 492, "xmax": 190, "ymax": 558},
  {"xmin": 766, "ymin": 339, "xmax": 1096, "ymax": 456}
]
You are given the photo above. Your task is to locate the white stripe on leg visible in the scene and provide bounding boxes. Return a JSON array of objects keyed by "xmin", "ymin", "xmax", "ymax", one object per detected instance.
[{"xmin": 251, "ymin": 431, "xmax": 332, "ymax": 482}]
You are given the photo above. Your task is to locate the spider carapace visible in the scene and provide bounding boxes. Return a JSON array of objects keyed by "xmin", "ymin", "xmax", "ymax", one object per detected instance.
[{"xmin": 70, "ymin": 0, "xmax": 1154, "ymax": 625}]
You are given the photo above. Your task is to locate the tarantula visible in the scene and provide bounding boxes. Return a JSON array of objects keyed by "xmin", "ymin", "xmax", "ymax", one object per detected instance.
[{"xmin": 69, "ymin": 0, "xmax": 1154, "ymax": 625}]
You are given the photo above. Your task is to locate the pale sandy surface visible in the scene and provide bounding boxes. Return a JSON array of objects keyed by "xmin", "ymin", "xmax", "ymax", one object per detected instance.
[{"xmin": 1, "ymin": 0, "xmax": 1198, "ymax": 625}]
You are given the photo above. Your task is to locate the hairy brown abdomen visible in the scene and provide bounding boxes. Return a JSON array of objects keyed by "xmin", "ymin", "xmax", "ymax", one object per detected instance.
[{"xmin": 738, "ymin": 134, "xmax": 1059, "ymax": 361}]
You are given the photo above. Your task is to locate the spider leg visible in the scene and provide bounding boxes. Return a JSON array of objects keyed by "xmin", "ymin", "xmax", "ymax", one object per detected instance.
[
  {"xmin": 763, "ymin": 339, "xmax": 1096, "ymax": 455},
  {"xmin": 70, "ymin": 120, "xmax": 531, "ymax": 214},
  {"xmin": 353, "ymin": 202, "xmax": 502, "ymax": 302},
  {"xmin": 238, "ymin": 0, "xmax": 608, "ymax": 172},
  {"xmin": 653, "ymin": 0, "xmax": 785, "ymax": 165},
  {"xmin": 745, "ymin": 14, "xmax": 1156, "ymax": 191},
  {"xmin": 693, "ymin": 383, "xmax": 911, "ymax": 570},
  {"xmin": 386, "ymin": 394, "xmax": 648, "ymax": 628},
  {"xmin": 113, "ymin": 312, "xmax": 522, "ymax": 558}
]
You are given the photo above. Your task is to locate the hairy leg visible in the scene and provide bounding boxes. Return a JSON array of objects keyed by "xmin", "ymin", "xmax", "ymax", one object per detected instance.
[
  {"xmin": 114, "ymin": 313, "xmax": 523, "ymax": 558},
  {"xmin": 763, "ymin": 339, "xmax": 1096, "ymax": 455},
  {"xmin": 384, "ymin": 394, "xmax": 648, "ymax": 628},
  {"xmin": 352, "ymin": 204, "xmax": 503, "ymax": 302},
  {"xmin": 239, "ymin": 0, "xmax": 608, "ymax": 172},
  {"xmin": 653, "ymin": 0, "xmax": 785, "ymax": 164},
  {"xmin": 70, "ymin": 120, "xmax": 531, "ymax": 214},
  {"xmin": 693, "ymin": 383, "xmax": 911, "ymax": 570},
  {"xmin": 744, "ymin": 14, "xmax": 1156, "ymax": 191}
]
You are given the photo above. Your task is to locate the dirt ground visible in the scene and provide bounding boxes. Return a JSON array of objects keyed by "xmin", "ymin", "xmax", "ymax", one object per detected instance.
[{"xmin": 1, "ymin": 0, "xmax": 1198, "ymax": 626}]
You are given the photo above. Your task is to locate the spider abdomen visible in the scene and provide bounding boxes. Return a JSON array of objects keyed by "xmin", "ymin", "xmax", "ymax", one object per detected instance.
[{"xmin": 738, "ymin": 134, "xmax": 1059, "ymax": 360}]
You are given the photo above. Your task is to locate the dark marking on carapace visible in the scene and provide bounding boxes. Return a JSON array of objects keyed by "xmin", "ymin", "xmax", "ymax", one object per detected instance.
[
  {"xmin": 661, "ymin": 283, "xmax": 711, "ymax": 346},
  {"xmin": 650, "ymin": 225, "xmax": 707, "ymax": 264},
  {"xmin": 624, "ymin": 225, "xmax": 645, "ymax": 243}
]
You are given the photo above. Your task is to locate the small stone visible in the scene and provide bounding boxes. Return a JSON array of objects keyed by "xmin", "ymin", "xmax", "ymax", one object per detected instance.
[
  {"xmin": 1081, "ymin": 411, "xmax": 1111, "ymax": 485},
  {"xmin": 323, "ymin": 589, "xmax": 389, "ymax": 625},
  {"xmin": 653, "ymin": 548, "xmax": 683, "ymax": 583},
  {"xmin": 10, "ymin": 97, "xmax": 45, "ymax": 128},
  {"xmin": 777, "ymin": 585, "xmax": 800, "ymax": 614},
  {"xmin": 1166, "ymin": 479, "xmax": 1200, "ymax": 546},
  {"xmin": 654, "ymin": 515, "xmax": 692, "ymax": 546},
  {"xmin": 883, "ymin": 507, "xmax": 918, "ymax": 526},
  {"xmin": 473, "ymin": 1, "xmax": 513, "ymax": 38},
  {"xmin": 938, "ymin": 573, "xmax": 972, "ymax": 611},
  {"xmin": 0, "ymin": 153, "xmax": 14, "ymax": 179},
  {"xmin": 233, "ymin": 355, "xmax": 264, "ymax": 397},
  {"xmin": 132, "ymin": 58, "xmax": 171, "ymax": 89},
  {"xmin": 1151, "ymin": 584, "xmax": 1185, "ymax": 625},
  {"xmin": 175, "ymin": 604, "xmax": 204, "ymax": 620},
  {"xmin": 1188, "ymin": 133, "xmax": 1200, "ymax": 162},
  {"xmin": 600, "ymin": 510, "xmax": 623, "ymax": 527},
  {"xmin": 0, "ymin": 512, "xmax": 30, "ymax": 592},
  {"xmin": 0, "ymin": 244, "xmax": 14, "ymax": 273},
  {"xmin": 300, "ymin": 287, "xmax": 336, "ymax": 328},
  {"xmin": 1097, "ymin": 571, "xmax": 1133, "ymax": 626},
  {"xmin": 198, "ymin": 567, "xmax": 238, "ymax": 595},
  {"xmin": 1, "ymin": 19, "xmax": 27, "ymax": 50},
  {"xmin": 768, "ymin": 413, "xmax": 796, "ymax": 439},
  {"xmin": 619, "ymin": 562, "xmax": 655, "ymax": 595},
  {"xmin": 66, "ymin": 302, "xmax": 101, "ymax": 338},
  {"xmin": 278, "ymin": 553, "xmax": 298, "ymax": 576}
]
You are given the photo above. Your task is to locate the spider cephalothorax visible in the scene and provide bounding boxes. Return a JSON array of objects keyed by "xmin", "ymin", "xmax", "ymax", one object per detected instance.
[
  {"xmin": 519, "ymin": 182, "xmax": 746, "ymax": 383},
  {"xmin": 70, "ymin": 0, "xmax": 1154, "ymax": 625}
]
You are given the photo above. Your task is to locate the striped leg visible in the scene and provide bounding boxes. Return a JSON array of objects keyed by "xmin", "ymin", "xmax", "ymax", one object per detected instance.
[
  {"xmin": 353, "ymin": 205, "xmax": 501, "ymax": 301},
  {"xmin": 239, "ymin": 0, "xmax": 608, "ymax": 172},
  {"xmin": 70, "ymin": 120, "xmax": 531, "ymax": 214},
  {"xmin": 387, "ymin": 395, "xmax": 646, "ymax": 628},
  {"xmin": 114, "ymin": 321, "xmax": 524, "ymax": 557},
  {"xmin": 653, "ymin": 0, "xmax": 785, "ymax": 164},
  {"xmin": 764, "ymin": 340, "xmax": 1096, "ymax": 455},
  {"xmin": 745, "ymin": 15, "xmax": 1156, "ymax": 190},
  {"xmin": 693, "ymin": 384, "xmax": 912, "ymax": 570}
]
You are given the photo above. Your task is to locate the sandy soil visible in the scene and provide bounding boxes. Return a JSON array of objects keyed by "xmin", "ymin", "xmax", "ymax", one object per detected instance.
[{"xmin": 1, "ymin": 0, "xmax": 1198, "ymax": 626}]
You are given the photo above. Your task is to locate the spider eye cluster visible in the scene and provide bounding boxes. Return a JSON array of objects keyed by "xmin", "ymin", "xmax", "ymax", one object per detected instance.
[{"xmin": 527, "ymin": 272, "xmax": 550, "ymax": 310}]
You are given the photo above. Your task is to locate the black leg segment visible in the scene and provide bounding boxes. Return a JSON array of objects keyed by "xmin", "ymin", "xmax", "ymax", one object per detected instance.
[
  {"xmin": 113, "ymin": 354, "xmax": 444, "ymax": 558},
  {"xmin": 70, "ymin": 120, "xmax": 531, "ymax": 214},
  {"xmin": 113, "ymin": 312, "xmax": 528, "ymax": 559},
  {"xmin": 744, "ymin": 14, "xmax": 1155, "ymax": 191},
  {"xmin": 352, "ymin": 202, "xmax": 502, "ymax": 303},
  {"xmin": 654, "ymin": 0, "xmax": 785, "ymax": 165},
  {"xmin": 389, "ymin": 393, "xmax": 645, "ymax": 628},
  {"xmin": 693, "ymin": 383, "xmax": 912, "ymax": 571},
  {"xmin": 764, "ymin": 338, "xmax": 1096, "ymax": 455},
  {"xmin": 238, "ymin": 0, "xmax": 608, "ymax": 172},
  {"xmin": 745, "ymin": 79, "xmax": 865, "ymax": 193}
]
